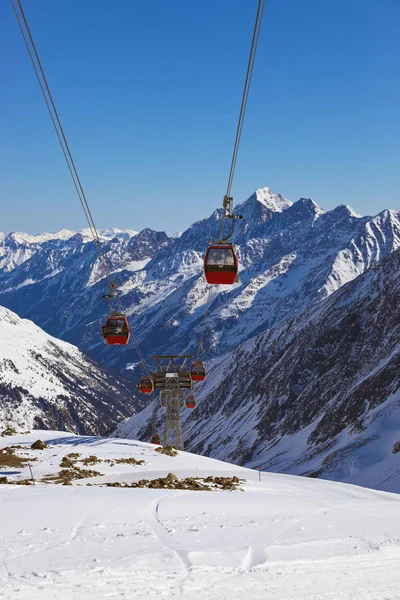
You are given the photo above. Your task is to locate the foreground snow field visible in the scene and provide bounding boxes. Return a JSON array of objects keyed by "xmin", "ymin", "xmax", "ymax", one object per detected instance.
[{"xmin": 1, "ymin": 432, "xmax": 400, "ymax": 599}]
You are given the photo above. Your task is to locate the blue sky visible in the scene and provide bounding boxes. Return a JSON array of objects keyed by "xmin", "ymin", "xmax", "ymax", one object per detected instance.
[{"xmin": 1, "ymin": 0, "xmax": 399, "ymax": 235}]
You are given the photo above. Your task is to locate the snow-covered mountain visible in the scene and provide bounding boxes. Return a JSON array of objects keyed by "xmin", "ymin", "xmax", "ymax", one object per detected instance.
[
  {"xmin": 1, "ymin": 186, "xmax": 400, "ymax": 489},
  {"xmin": 117, "ymin": 245, "xmax": 400, "ymax": 492},
  {"xmin": 0, "ymin": 227, "xmax": 138, "ymax": 273},
  {"xmin": 0, "ymin": 306, "xmax": 139, "ymax": 433},
  {"xmin": 1, "ymin": 187, "xmax": 399, "ymax": 378}
]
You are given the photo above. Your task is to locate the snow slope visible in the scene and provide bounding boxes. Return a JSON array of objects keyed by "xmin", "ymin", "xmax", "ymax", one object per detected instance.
[
  {"xmin": 0, "ymin": 306, "xmax": 139, "ymax": 433},
  {"xmin": 1, "ymin": 431, "xmax": 400, "ymax": 600}
]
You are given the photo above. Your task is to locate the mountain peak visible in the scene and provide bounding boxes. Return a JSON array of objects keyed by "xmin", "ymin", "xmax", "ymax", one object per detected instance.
[
  {"xmin": 327, "ymin": 204, "xmax": 362, "ymax": 220},
  {"xmin": 253, "ymin": 187, "xmax": 293, "ymax": 212},
  {"xmin": 236, "ymin": 187, "xmax": 293, "ymax": 218},
  {"xmin": 344, "ymin": 205, "xmax": 361, "ymax": 218},
  {"xmin": 294, "ymin": 197, "xmax": 326, "ymax": 216}
]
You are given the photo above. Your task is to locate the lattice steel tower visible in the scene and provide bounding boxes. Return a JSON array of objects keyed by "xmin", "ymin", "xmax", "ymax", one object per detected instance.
[{"xmin": 151, "ymin": 355, "xmax": 193, "ymax": 451}]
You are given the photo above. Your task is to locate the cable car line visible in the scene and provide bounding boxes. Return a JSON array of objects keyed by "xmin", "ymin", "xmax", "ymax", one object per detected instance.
[
  {"xmin": 10, "ymin": 0, "xmax": 150, "ymax": 370},
  {"xmin": 225, "ymin": 0, "xmax": 266, "ymax": 201},
  {"xmin": 204, "ymin": 0, "xmax": 265, "ymax": 286},
  {"xmin": 9, "ymin": 2, "xmax": 99, "ymax": 256},
  {"xmin": 11, "ymin": 0, "xmax": 265, "ymax": 433},
  {"xmin": 10, "ymin": 0, "xmax": 106, "ymax": 277},
  {"xmin": 130, "ymin": 328, "xmax": 150, "ymax": 374},
  {"xmin": 197, "ymin": 286, "xmax": 212, "ymax": 360},
  {"xmin": 218, "ymin": 0, "xmax": 266, "ymax": 242},
  {"xmin": 200, "ymin": 0, "xmax": 266, "ymax": 375}
]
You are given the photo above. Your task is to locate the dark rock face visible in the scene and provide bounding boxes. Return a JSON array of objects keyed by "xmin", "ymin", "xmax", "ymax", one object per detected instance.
[{"xmin": 117, "ymin": 248, "xmax": 400, "ymax": 491}]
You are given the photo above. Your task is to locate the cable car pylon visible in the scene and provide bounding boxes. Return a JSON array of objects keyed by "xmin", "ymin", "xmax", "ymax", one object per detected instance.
[{"xmin": 137, "ymin": 355, "xmax": 205, "ymax": 450}]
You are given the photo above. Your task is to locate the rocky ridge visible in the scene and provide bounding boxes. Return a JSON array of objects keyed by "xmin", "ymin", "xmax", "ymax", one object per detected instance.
[
  {"xmin": 117, "ymin": 247, "xmax": 400, "ymax": 493},
  {"xmin": 1, "ymin": 187, "xmax": 399, "ymax": 377}
]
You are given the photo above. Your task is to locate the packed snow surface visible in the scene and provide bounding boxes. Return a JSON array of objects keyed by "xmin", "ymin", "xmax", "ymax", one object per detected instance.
[{"xmin": 1, "ymin": 431, "xmax": 400, "ymax": 599}]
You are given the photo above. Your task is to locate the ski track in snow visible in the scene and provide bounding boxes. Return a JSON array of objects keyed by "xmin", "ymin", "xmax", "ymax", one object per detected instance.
[
  {"xmin": 144, "ymin": 492, "xmax": 193, "ymax": 600},
  {"xmin": 1, "ymin": 432, "xmax": 400, "ymax": 599}
]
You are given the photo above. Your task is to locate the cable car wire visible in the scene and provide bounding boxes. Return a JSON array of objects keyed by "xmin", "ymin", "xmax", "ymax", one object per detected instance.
[
  {"xmin": 10, "ymin": 1, "xmax": 96, "ymax": 246},
  {"xmin": 218, "ymin": 0, "xmax": 266, "ymax": 241},
  {"xmin": 201, "ymin": 0, "xmax": 266, "ymax": 356},
  {"xmin": 10, "ymin": 0, "xmax": 149, "ymax": 373},
  {"xmin": 10, "ymin": 0, "xmax": 111, "ymax": 283},
  {"xmin": 197, "ymin": 286, "xmax": 212, "ymax": 360},
  {"xmin": 11, "ymin": 0, "xmax": 265, "ymax": 381}
]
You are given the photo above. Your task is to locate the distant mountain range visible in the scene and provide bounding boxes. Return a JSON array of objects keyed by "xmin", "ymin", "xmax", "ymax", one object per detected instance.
[
  {"xmin": 1, "ymin": 186, "xmax": 400, "ymax": 491},
  {"xmin": 1, "ymin": 187, "xmax": 399, "ymax": 372}
]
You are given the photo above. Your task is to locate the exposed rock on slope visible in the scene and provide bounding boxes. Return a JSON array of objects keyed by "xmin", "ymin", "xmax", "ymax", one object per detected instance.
[
  {"xmin": 117, "ymin": 248, "xmax": 400, "ymax": 492},
  {"xmin": 0, "ymin": 306, "xmax": 138, "ymax": 433}
]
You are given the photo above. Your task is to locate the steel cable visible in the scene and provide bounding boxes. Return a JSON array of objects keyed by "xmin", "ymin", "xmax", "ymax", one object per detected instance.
[
  {"xmin": 218, "ymin": 0, "xmax": 266, "ymax": 240},
  {"xmin": 206, "ymin": 1, "xmax": 266, "ymax": 353},
  {"xmin": 11, "ymin": 0, "xmax": 149, "ymax": 372},
  {"xmin": 197, "ymin": 285, "xmax": 212, "ymax": 360},
  {"xmin": 12, "ymin": 0, "xmax": 112, "ymax": 283}
]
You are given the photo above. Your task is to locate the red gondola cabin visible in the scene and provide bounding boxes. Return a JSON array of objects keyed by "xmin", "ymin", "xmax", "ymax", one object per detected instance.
[
  {"xmin": 102, "ymin": 313, "xmax": 130, "ymax": 345},
  {"xmin": 204, "ymin": 243, "xmax": 238, "ymax": 285},
  {"xmin": 191, "ymin": 360, "xmax": 206, "ymax": 382},
  {"xmin": 137, "ymin": 376, "xmax": 154, "ymax": 395},
  {"xmin": 186, "ymin": 395, "xmax": 196, "ymax": 409},
  {"xmin": 151, "ymin": 433, "xmax": 161, "ymax": 445}
]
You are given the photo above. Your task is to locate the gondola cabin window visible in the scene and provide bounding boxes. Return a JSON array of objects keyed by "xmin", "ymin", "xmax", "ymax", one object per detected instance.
[{"xmin": 207, "ymin": 248, "xmax": 235, "ymax": 266}]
